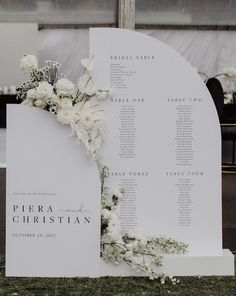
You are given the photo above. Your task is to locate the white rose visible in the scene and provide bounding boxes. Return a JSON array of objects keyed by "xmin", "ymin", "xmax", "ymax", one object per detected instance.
[
  {"xmin": 56, "ymin": 78, "xmax": 75, "ymax": 97},
  {"xmin": 26, "ymin": 88, "xmax": 37, "ymax": 100},
  {"xmin": 20, "ymin": 54, "xmax": 38, "ymax": 73},
  {"xmin": 36, "ymin": 82, "xmax": 53, "ymax": 101}
]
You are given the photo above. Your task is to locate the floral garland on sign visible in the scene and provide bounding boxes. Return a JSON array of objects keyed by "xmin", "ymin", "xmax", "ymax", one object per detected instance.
[
  {"xmin": 18, "ymin": 54, "xmax": 109, "ymax": 160},
  {"xmin": 100, "ymin": 166, "xmax": 187, "ymax": 283},
  {"xmin": 18, "ymin": 54, "xmax": 188, "ymax": 284}
]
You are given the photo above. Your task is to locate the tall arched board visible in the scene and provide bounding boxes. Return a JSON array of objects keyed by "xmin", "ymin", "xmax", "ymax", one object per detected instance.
[{"xmin": 90, "ymin": 28, "xmax": 234, "ymax": 276}]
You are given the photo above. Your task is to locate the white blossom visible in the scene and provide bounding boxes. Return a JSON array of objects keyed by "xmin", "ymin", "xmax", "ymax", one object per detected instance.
[
  {"xmin": 81, "ymin": 57, "xmax": 94, "ymax": 71},
  {"xmin": 102, "ymin": 209, "xmax": 112, "ymax": 220},
  {"xmin": 78, "ymin": 73, "xmax": 96, "ymax": 95},
  {"xmin": 20, "ymin": 54, "xmax": 38, "ymax": 73},
  {"xmin": 113, "ymin": 189, "xmax": 123, "ymax": 199},
  {"xmin": 75, "ymin": 99, "xmax": 104, "ymax": 131},
  {"xmin": 48, "ymin": 94, "xmax": 60, "ymax": 106},
  {"xmin": 56, "ymin": 78, "xmax": 75, "ymax": 97},
  {"xmin": 49, "ymin": 105, "xmax": 57, "ymax": 115},
  {"xmin": 60, "ymin": 98, "xmax": 73, "ymax": 109},
  {"xmin": 26, "ymin": 88, "xmax": 37, "ymax": 100},
  {"xmin": 56, "ymin": 107, "xmax": 75, "ymax": 125},
  {"xmin": 125, "ymin": 243, "xmax": 133, "ymax": 251},
  {"xmin": 21, "ymin": 98, "xmax": 33, "ymax": 106},
  {"xmin": 102, "ymin": 196, "xmax": 114, "ymax": 208},
  {"xmin": 18, "ymin": 55, "xmax": 106, "ymax": 161},
  {"xmin": 224, "ymin": 67, "xmax": 236, "ymax": 79},
  {"xmin": 36, "ymin": 82, "xmax": 53, "ymax": 101},
  {"xmin": 100, "ymin": 170, "xmax": 188, "ymax": 283},
  {"xmin": 224, "ymin": 93, "xmax": 233, "ymax": 104},
  {"xmin": 224, "ymin": 67, "xmax": 236, "ymax": 84},
  {"xmin": 107, "ymin": 229, "xmax": 122, "ymax": 243}
]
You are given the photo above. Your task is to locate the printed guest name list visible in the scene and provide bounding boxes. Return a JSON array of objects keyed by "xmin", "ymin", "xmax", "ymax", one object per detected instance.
[{"xmin": 91, "ymin": 28, "xmax": 222, "ymax": 256}]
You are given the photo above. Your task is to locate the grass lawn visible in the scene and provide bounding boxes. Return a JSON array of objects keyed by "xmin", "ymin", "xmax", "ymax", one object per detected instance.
[{"xmin": 0, "ymin": 258, "xmax": 235, "ymax": 296}]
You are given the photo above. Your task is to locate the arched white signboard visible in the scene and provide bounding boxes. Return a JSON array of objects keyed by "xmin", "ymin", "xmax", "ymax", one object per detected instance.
[{"xmin": 90, "ymin": 28, "xmax": 234, "ymax": 275}]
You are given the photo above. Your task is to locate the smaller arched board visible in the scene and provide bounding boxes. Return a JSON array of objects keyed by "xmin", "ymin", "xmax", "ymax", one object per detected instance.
[{"xmin": 6, "ymin": 105, "xmax": 101, "ymax": 277}]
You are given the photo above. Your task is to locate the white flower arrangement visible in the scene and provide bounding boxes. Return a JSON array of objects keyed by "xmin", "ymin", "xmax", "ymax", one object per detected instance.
[
  {"xmin": 100, "ymin": 167, "xmax": 188, "ymax": 283},
  {"xmin": 18, "ymin": 54, "xmax": 109, "ymax": 160},
  {"xmin": 198, "ymin": 67, "xmax": 236, "ymax": 104},
  {"xmin": 17, "ymin": 55, "xmax": 188, "ymax": 283},
  {"xmin": 224, "ymin": 93, "xmax": 233, "ymax": 104},
  {"xmin": 223, "ymin": 67, "xmax": 236, "ymax": 83},
  {"xmin": 198, "ymin": 67, "xmax": 236, "ymax": 84}
]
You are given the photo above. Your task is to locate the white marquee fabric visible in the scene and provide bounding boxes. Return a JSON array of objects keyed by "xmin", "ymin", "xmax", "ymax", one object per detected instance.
[
  {"xmin": 39, "ymin": 29, "xmax": 89, "ymax": 84},
  {"xmin": 140, "ymin": 29, "xmax": 236, "ymax": 81},
  {"xmin": 39, "ymin": 28, "xmax": 236, "ymax": 90}
]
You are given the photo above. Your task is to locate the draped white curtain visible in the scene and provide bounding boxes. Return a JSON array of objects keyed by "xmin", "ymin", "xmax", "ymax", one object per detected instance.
[
  {"xmin": 139, "ymin": 29, "xmax": 236, "ymax": 78},
  {"xmin": 39, "ymin": 29, "xmax": 89, "ymax": 84},
  {"xmin": 39, "ymin": 28, "xmax": 236, "ymax": 89}
]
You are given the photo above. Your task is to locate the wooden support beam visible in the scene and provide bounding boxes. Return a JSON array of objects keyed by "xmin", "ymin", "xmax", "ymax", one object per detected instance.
[{"xmin": 118, "ymin": 0, "xmax": 135, "ymax": 30}]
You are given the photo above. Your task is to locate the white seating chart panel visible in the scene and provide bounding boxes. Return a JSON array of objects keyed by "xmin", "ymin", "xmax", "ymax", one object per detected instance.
[{"xmin": 91, "ymin": 28, "xmax": 222, "ymax": 256}]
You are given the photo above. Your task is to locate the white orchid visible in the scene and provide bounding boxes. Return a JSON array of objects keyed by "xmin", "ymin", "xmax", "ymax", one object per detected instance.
[
  {"xmin": 81, "ymin": 56, "xmax": 94, "ymax": 71},
  {"xmin": 78, "ymin": 73, "xmax": 96, "ymax": 96}
]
